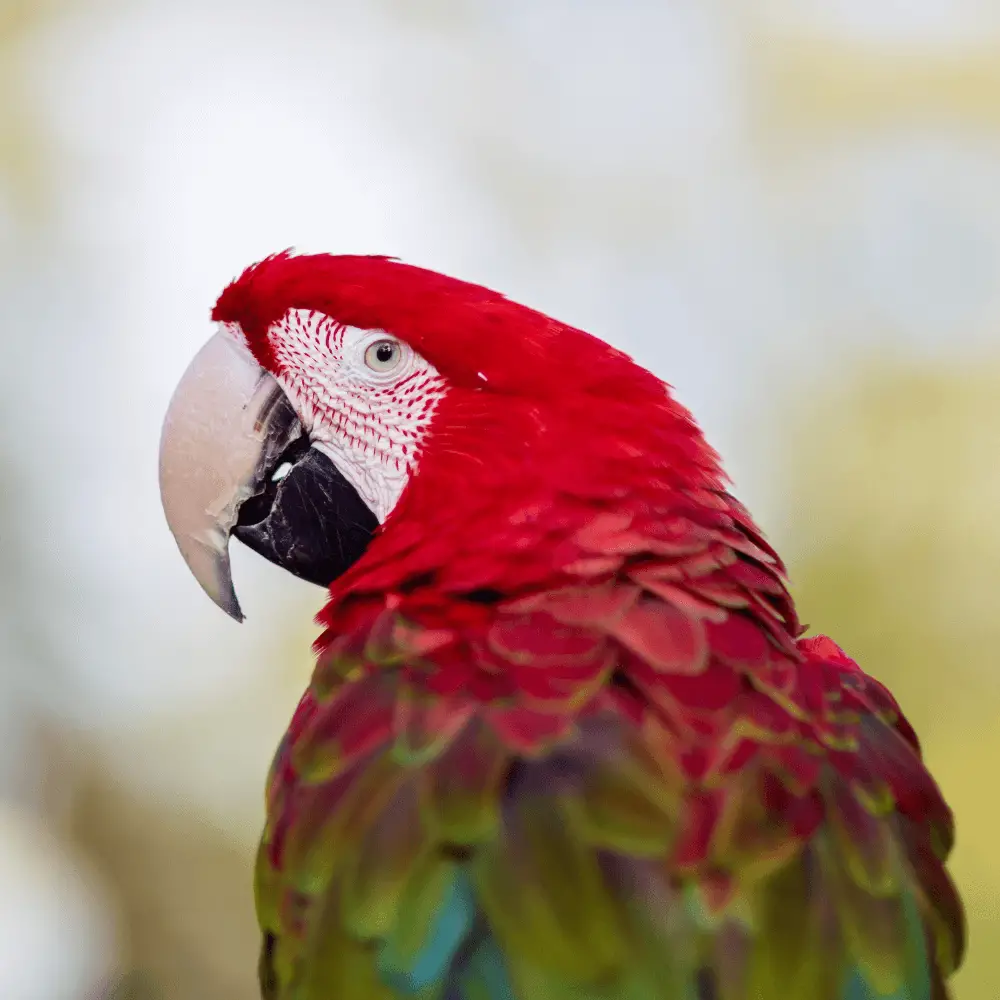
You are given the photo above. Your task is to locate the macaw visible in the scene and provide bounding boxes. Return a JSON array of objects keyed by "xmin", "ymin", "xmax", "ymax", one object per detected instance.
[{"xmin": 159, "ymin": 252, "xmax": 965, "ymax": 1000}]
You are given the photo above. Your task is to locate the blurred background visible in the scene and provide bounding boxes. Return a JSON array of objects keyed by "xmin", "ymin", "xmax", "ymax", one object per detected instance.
[{"xmin": 1, "ymin": 1, "xmax": 998, "ymax": 997}]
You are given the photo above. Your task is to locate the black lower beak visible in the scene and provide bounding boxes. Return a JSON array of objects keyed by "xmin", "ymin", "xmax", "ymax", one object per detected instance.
[{"xmin": 233, "ymin": 436, "xmax": 378, "ymax": 589}]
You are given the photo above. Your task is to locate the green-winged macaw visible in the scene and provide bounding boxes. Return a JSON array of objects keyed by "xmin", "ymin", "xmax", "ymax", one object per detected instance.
[{"xmin": 159, "ymin": 252, "xmax": 965, "ymax": 1000}]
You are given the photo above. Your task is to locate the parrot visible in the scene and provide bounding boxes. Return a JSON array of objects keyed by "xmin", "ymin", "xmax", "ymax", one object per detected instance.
[{"xmin": 158, "ymin": 251, "xmax": 965, "ymax": 1000}]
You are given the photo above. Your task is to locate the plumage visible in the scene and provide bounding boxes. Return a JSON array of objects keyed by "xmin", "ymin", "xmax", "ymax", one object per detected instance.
[
  {"xmin": 253, "ymin": 495, "xmax": 963, "ymax": 1000},
  {"xmin": 177, "ymin": 253, "xmax": 964, "ymax": 999}
]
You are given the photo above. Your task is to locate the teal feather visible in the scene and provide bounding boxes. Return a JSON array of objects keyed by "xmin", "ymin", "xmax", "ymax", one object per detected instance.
[
  {"xmin": 457, "ymin": 935, "xmax": 516, "ymax": 1000},
  {"xmin": 842, "ymin": 969, "xmax": 927, "ymax": 1000},
  {"xmin": 377, "ymin": 867, "xmax": 478, "ymax": 993}
]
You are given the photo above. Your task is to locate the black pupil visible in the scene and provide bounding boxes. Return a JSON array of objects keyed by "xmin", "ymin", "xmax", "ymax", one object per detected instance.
[{"xmin": 376, "ymin": 343, "xmax": 394, "ymax": 363}]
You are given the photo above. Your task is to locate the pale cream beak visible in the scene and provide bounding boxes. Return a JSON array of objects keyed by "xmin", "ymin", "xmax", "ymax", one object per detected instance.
[{"xmin": 158, "ymin": 329, "xmax": 302, "ymax": 621}]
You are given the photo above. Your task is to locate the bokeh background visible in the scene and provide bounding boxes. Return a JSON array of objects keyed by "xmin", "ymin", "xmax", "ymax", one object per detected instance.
[{"xmin": 1, "ymin": 1, "xmax": 998, "ymax": 997}]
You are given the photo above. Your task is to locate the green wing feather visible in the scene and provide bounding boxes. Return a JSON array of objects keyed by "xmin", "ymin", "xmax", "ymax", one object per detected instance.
[
  {"xmin": 257, "ymin": 697, "xmax": 962, "ymax": 1000},
  {"xmin": 256, "ymin": 496, "xmax": 964, "ymax": 1000}
]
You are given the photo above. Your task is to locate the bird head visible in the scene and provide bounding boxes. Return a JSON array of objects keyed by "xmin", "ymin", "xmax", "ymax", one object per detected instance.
[{"xmin": 159, "ymin": 252, "xmax": 722, "ymax": 620}]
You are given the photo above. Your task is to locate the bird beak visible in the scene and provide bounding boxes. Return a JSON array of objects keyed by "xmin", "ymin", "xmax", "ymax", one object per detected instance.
[
  {"xmin": 158, "ymin": 330, "xmax": 303, "ymax": 621},
  {"xmin": 159, "ymin": 329, "xmax": 379, "ymax": 622}
]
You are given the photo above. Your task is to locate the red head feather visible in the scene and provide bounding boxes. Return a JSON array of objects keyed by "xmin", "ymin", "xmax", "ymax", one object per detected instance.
[
  {"xmin": 213, "ymin": 251, "xmax": 727, "ymax": 610},
  {"xmin": 215, "ymin": 251, "xmax": 672, "ymax": 402}
]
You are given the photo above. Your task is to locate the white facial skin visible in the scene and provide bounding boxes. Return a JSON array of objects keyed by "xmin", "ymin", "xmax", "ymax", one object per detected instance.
[{"xmin": 248, "ymin": 309, "xmax": 448, "ymax": 522}]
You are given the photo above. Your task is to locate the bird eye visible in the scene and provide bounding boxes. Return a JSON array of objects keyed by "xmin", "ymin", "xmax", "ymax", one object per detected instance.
[{"xmin": 364, "ymin": 339, "xmax": 402, "ymax": 373}]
